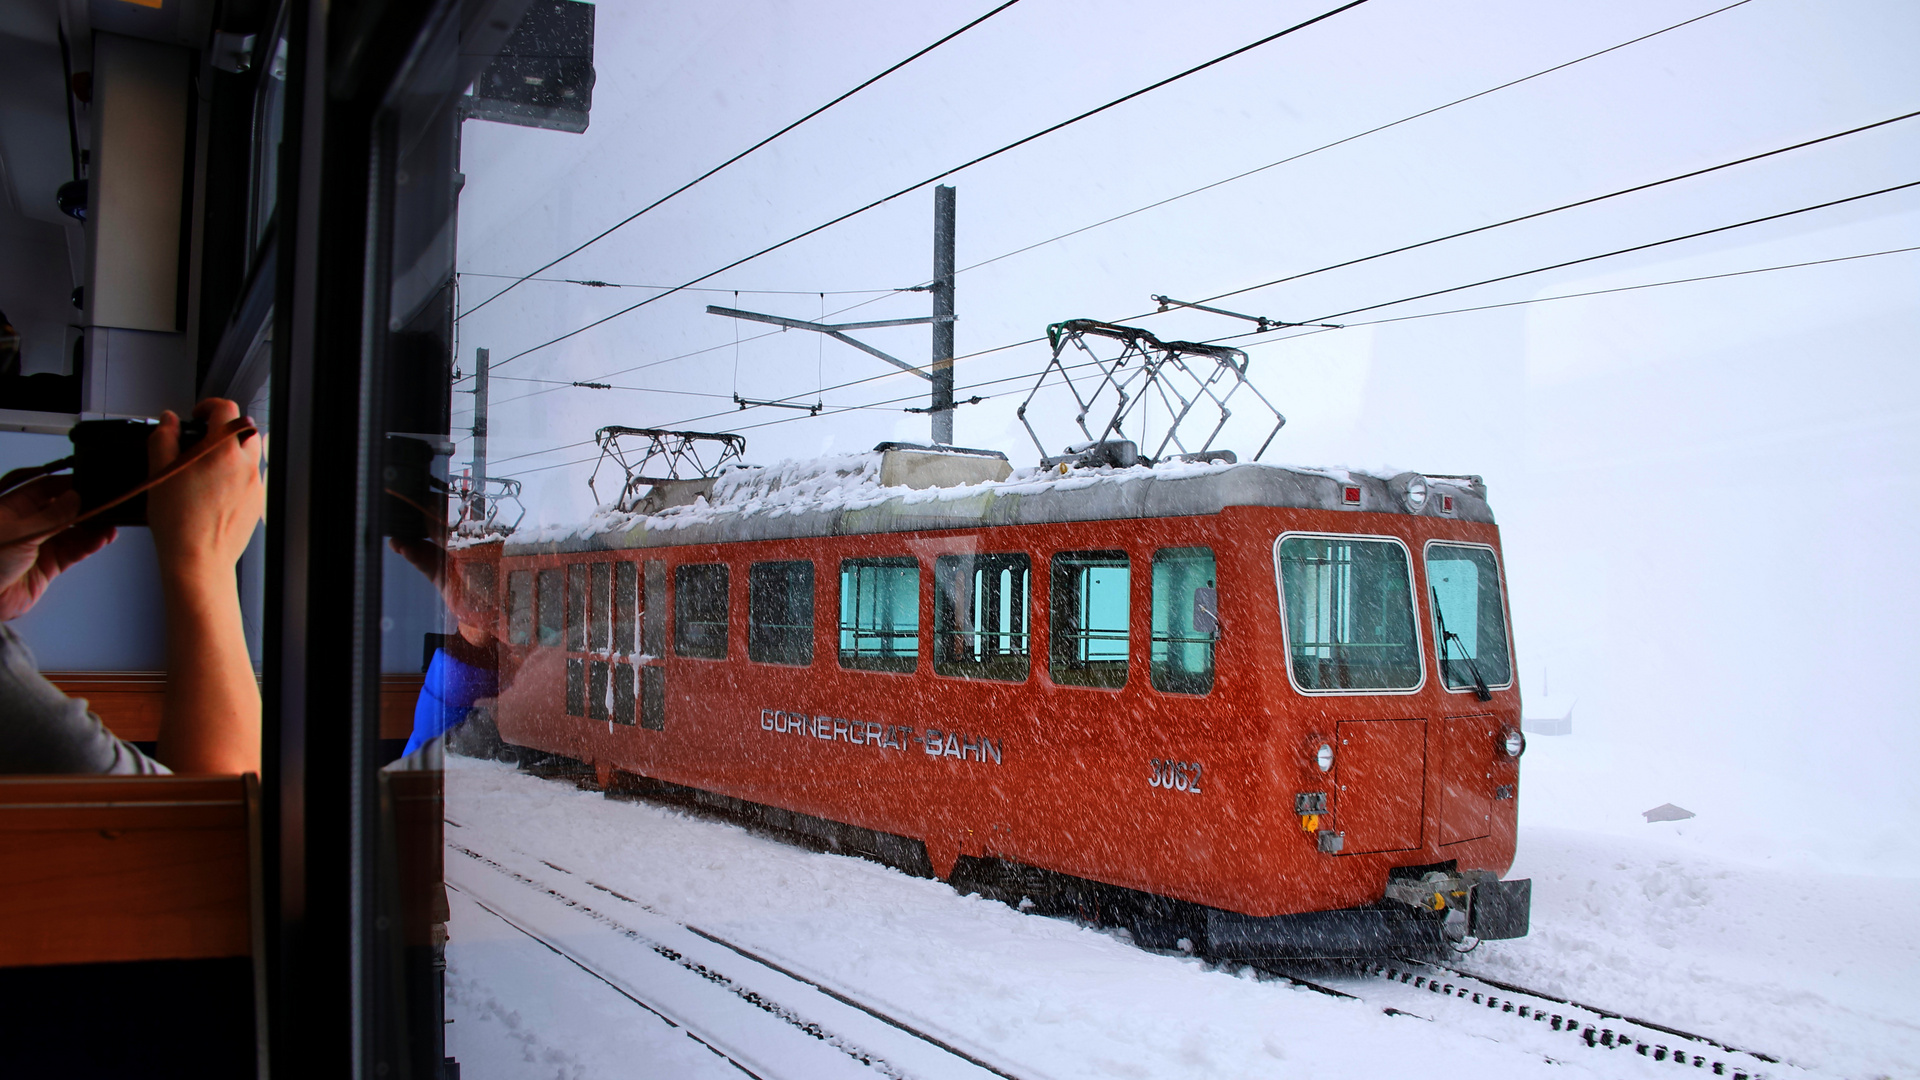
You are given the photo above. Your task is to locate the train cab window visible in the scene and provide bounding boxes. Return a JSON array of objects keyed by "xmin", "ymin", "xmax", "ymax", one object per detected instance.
[
  {"xmin": 566, "ymin": 565, "xmax": 588, "ymax": 652},
  {"xmin": 1151, "ymin": 547, "xmax": 1218, "ymax": 695},
  {"xmin": 1276, "ymin": 535, "xmax": 1422, "ymax": 692},
  {"xmin": 1425, "ymin": 543, "xmax": 1513, "ymax": 690},
  {"xmin": 839, "ymin": 557, "xmax": 920, "ymax": 672},
  {"xmin": 1050, "ymin": 551, "xmax": 1130, "ymax": 688},
  {"xmin": 749, "ymin": 561, "xmax": 815, "ymax": 666},
  {"xmin": 674, "ymin": 563, "xmax": 731, "ymax": 659},
  {"xmin": 536, "ymin": 567, "xmax": 564, "ymax": 647},
  {"xmin": 934, "ymin": 553, "xmax": 1031, "ymax": 682},
  {"xmin": 508, "ymin": 570, "xmax": 534, "ymax": 645}
]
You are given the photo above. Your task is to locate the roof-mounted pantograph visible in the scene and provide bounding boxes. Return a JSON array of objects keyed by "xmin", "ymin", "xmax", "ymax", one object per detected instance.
[
  {"xmin": 588, "ymin": 426, "xmax": 748, "ymax": 511},
  {"xmin": 1017, "ymin": 319, "xmax": 1288, "ymax": 466}
]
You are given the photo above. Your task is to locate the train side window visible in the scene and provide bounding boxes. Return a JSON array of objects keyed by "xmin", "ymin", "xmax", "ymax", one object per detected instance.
[
  {"xmin": 613, "ymin": 562, "xmax": 638, "ymax": 654},
  {"xmin": 642, "ymin": 560, "xmax": 666, "ymax": 656},
  {"xmin": 839, "ymin": 557, "xmax": 919, "ymax": 672},
  {"xmin": 612, "ymin": 664, "xmax": 636, "ymax": 725},
  {"xmin": 1151, "ymin": 547, "xmax": 1217, "ymax": 695},
  {"xmin": 1425, "ymin": 543, "xmax": 1513, "ymax": 690},
  {"xmin": 1276, "ymin": 534, "xmax": 1422, "ymax": 692},
  {"xmin": 566, "ymin": 565, "xmax": 588, "ymax": 652},
  {"xmin": 934, "ymin": 553, "xmax": 1030, "ymax": 682},
  {"xmin": 589, "ymin": 563, "xmax": 612, "ymax": 653},
  {"xmin": 566, "ymin": 658, "xmax": 585, "ymax": 715},
  {"xmin": 1050, "ymin": 551, "xmax": 1130, "ymax": 689},
  {"xmin": 674, "ymin": 563, "xmax": 730, "ymax": 660},
  {"xmin": 749, "ymin": 561, "xmax": 815, "ymax": 666},
  {"xmin": 640, "ymin": 665, "xmax": 666, "ymax": 730},
  {"xmin": 464, "ymin": 562, "xmax": 497, "ymax": 622},
  {"xmin": 508, "ymin": 570, "xmax": 534, "ymax": 645},
  {"xmin": 536, "ymin": 567, "xmax": 564, "ymax": 647}
]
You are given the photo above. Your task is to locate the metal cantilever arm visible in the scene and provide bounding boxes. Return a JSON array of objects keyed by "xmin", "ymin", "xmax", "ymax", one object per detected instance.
[{"xmin": 706, "ymin": 305, "xmax": 935, "ymax": 381}]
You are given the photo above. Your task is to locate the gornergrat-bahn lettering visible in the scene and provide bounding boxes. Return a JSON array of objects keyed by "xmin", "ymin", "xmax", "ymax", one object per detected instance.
[{"xmin": 760, "ymin": 708, "xmax": 1003, "ymax": 764}]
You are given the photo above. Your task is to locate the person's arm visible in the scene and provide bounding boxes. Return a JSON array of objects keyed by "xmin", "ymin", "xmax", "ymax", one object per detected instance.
[{"xmin": 148, "ymin": 399, "xmax": 263, "ymax": 775}]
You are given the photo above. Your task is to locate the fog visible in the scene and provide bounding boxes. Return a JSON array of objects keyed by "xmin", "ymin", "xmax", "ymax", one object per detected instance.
[{"xmin": 452, "ymin": 0, "xmax": 1920, "ymax": 874}]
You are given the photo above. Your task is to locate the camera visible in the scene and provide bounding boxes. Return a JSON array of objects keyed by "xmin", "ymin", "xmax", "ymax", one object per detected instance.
[{"xmin": 69, "ymin": 418, "xmax": 206, "ymax": 527}]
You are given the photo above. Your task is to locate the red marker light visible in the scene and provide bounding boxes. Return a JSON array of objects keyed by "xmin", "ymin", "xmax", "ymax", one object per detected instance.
[
  {"xmin": 1441, "ymin": 494, "xmax": 1455, "ymax": 514},
  {"xmin": 1342, "ymin": 485, "xmax": 1362, "ymax": 505}
]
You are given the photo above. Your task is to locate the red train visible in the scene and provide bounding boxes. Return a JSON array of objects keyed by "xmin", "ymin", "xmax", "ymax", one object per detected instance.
[{"xmin": 453, "ymin": 444, "xmax": 1531, "ymax": 957}]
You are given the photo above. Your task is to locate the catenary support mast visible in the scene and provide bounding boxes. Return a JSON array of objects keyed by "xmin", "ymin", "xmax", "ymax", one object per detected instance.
[
  {"xmin": 931, "ymin": 184, "xmax": 956, "ymax": 444},
  {"xmin": 470, "ymin": 346, "xmax": 489, "ymax": 521}
]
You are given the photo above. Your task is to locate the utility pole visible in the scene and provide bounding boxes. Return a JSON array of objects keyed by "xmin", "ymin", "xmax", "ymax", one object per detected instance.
[
  {"xmin": 469, "ymin": 346, "xmax": 489, "ymax": 524},
  {"xmin": 930, "ymin": 185, "xmax": 956, "ymax": 445},
  {"xmin": 706, "ymin": 187, "xmax": 958, "ymax": 445}
]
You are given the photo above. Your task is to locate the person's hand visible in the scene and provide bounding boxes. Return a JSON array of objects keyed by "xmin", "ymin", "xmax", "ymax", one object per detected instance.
[
  {"xmin": 148, "ymin": 398, "xmax": 264, "ymax": 584},
  {"xmin": 0, "ymin": 474, "xmax": 116, "ymax": 621}
]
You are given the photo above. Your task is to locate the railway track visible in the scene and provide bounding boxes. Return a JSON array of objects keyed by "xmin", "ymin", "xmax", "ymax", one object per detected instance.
[
  {"xmin": 1250, "ymin": 957, "xmax": 1808, "ymax": 1080},
  {"xmin": 443, "ymin": 823, "xmax": 1031, "ymax": 1080}
]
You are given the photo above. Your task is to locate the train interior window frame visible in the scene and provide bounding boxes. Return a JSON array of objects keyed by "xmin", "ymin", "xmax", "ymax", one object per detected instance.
[
  {"xmin": 933, "ymin": 552, "xmax": 1032, "ymax": 682},
  {"xmin": 1150, "ymin": 546, "xmax": 1218, "ymax": 695},
  {"xmin": 838, "ymin": 557, "xmax": 921, "ymax": 673},
  {"xmin": 247, "ymin": 6, "xmax": 291, "ymax": 263},
  {"xmin": 1049, "ymin": 550, "xmax": 1131, "ymax": 689},
  {"xmin": 1423, "ymin": 540, "xmax": 1515, "ymax": 693},
  {"xmin": 1274, "ymin": 532, "xmax": 1426, "ymax": 695},
  {"xmin": 748, "ymin": 560, "xmax": 816, "ymax": 667},
  {"xmin": 673, "ymin": 562, "xmax": 732, "ymax": 661}
]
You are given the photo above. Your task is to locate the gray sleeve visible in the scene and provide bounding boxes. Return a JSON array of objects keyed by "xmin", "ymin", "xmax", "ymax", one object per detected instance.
[{"xmin": 0, "ymin": 625, "xmax": 170, "ymax": 775}]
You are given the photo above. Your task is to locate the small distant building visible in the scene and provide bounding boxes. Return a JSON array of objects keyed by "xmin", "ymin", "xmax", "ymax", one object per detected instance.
[{"xmin": 1643, "ymin": 803, "xmax": 1695, "ymax": 823}]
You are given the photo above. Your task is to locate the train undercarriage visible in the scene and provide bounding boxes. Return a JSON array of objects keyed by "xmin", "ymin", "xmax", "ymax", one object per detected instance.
[{"xmin": 493, "ymin": 736, "xmax": 1530, "ymax": 962}]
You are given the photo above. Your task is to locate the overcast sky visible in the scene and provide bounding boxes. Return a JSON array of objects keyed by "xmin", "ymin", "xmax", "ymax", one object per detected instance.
[{"xmin": 452, "ymin": 0, "xmax": 1920, "ymax": 873}]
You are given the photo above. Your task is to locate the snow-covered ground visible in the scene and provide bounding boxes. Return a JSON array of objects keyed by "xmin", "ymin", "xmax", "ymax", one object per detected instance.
[{"xmin": 443, "ymin": 756, "xmax": 1916, "ymax": 1079}]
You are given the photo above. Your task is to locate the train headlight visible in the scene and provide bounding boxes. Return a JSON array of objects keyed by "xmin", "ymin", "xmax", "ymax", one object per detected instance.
[
  {"xmin": 1389, "ymin": 472, "xmax": 1429, "ymax": 513},
  {"xmin": 1502, "ymin": 729, "xmax": 1525, "ymax": 758},
  {"xmin": 1315, "ymin": 743, "xmax": 1334, "ymax": 772}
]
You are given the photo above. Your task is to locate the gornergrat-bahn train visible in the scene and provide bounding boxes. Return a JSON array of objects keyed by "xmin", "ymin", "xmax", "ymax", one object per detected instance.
[{"xmin": 450, "ymin": 442, "xmax": 1532, "ymax": 958}]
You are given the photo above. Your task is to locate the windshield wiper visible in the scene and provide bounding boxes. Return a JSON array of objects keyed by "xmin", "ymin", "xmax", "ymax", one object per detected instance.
[{"xmin": 1432, "ymin": 586, "xmax": 1492, "ymax": 702}]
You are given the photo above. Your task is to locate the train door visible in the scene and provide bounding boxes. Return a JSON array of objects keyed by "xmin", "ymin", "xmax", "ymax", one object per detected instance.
[{"xmin": 1434, "ymin": 714, "xmax": 1495, "ymax": 844}]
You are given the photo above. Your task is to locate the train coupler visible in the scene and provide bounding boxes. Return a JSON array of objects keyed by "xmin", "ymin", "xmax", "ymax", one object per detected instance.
[{"xmin": 1383, "ymin": 869, "xmax": 1531, "ymax": 942}]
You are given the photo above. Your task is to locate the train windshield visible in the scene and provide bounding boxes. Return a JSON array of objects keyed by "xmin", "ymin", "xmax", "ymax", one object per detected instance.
[
  {"xmin": 1276, "ymin": 535, "xmax": 1423, "ymax": 692},
  {"xmin": 1426, "ymin": 543, "xmax": 1513, "ymax": 689}
]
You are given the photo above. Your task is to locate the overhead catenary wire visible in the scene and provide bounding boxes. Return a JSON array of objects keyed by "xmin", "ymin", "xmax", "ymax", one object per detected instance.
[
  {"xmin": 615, "ymin": 236, "xmax": 1920, "ymax": 446},
  {"xmin": 1296, "ymin": 179, "xmax": 1920, "ymax": 323},
  {"xmin": 456, "ymin": 0, "xmax": 1027, "ymax": 323},
  {"xmin": 477, "ymin": 0, "xmax": 1376, "ymax": 376},
  {"xmin": 484, "ymin": 170, "xmax": 1920, "ymax": 469},
  {"xmin": 469, "ymin": 0, "xmax": 1752, "ymax": 396},
  {"xmin": 1165, "ymin": 109, "xmax": 1920, "ymax": 315},
  {"xmin": 494, "ymin": 101, "xmax": 1917, "ymax": 411},
  {"xmin": 929, "ymin": 0, "xmax": 1760, "ymax": 286},
  {"xmin": 457, "ymin": 271, "xmax": 903, "ymax": 296}
]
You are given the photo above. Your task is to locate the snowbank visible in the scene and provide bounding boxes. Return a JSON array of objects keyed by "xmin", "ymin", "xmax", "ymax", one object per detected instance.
[{"xmin": 444, "ymin": 757, "xmax": 1908, "ymax": 1079}]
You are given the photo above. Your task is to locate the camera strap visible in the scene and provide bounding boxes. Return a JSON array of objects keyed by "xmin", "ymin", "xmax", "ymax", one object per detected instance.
[{"xmin": 0, "ymin": 416, "xmax": 259, "ymax": 549}]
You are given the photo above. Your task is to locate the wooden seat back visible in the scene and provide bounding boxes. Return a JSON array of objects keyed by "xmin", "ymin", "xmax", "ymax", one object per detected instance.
[{"xmin": 0, "ymin": 774, "xmax": 256, "ymax": 967}]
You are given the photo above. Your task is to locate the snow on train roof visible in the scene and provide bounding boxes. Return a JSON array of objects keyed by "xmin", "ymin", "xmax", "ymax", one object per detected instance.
[{"xmin": 499, "ymin": 453, "xmax": 1494, "ymax": 555}]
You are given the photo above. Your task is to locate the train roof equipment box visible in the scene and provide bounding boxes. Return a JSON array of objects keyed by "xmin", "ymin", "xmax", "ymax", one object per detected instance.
[{"xmin": 874, "ymin": 441, "xmax": 1012, "ymax": 490}]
